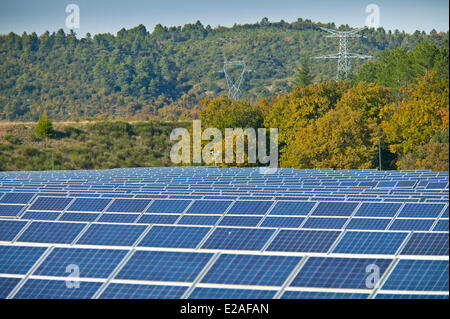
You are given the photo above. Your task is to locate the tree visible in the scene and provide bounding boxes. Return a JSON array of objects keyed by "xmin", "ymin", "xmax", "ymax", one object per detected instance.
[
  {"xmin": 293, "ymin": 59, "xmax": 313, "ymax": 87},
  {"xmin": 35, "ymin": 112, "xmax": 55, "ymax": 138}
]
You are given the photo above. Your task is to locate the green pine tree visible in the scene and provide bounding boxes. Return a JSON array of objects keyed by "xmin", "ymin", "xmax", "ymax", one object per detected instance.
[
  {"xmin": 35, "ymin": 112, "xmax": 55, "ymax": 138},
  {"xmin": 294, "ymin": 59, "xmax": 313, "ymax": 87}
]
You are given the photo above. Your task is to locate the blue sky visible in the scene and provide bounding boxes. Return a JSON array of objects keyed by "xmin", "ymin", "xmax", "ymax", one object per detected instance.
[{"xmin": 0, "ymin": 0, "xmax": 448, "ymax": 36}]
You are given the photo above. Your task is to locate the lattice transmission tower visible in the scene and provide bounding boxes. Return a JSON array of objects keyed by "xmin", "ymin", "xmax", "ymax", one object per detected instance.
[
  {"xmin": 315, "ymin": 27, "xmax": 372, "ymax": 80},
  {"xmin": 219, "ymin": 60, "xmax": 254, "ymax": 100}
]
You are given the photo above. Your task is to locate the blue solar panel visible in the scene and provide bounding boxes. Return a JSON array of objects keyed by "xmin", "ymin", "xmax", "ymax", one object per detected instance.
[
  {"xmin": 281, "ymin": 291, "xmax": 370, "ymax": 299},
  {"xmin": 97, "ymin": 213, "xmax": 139, "ymax": 223},
  {"xmin": 267, "ymin": 230, "xmax": 341, "ymax": 253},
  {"xmin": 269, "ymin": 201, "xmax": 315, "ymax": 216},
  {"xmin": 227, "ymin": 201, "xmax": 273, "ymax": 215},
  {"xmin": 17, "ymin": 222, "xmax": 86, "ymax": 244},
  {"xmin": 400, "ymin": 233, "xmax": 449, "ymax": 256},
  {"xmin": 302, "ymin": 217, "xmax": 347, "ymax": 229},
  {"xmin": 399, "ymin": 203, "xmax": 445, "ymax": 218},
  {"xmin": 34, "ymin": 247, "xmax": 128, "ymax": 278},
  {"xmin": 0, "ymin": 277, "xmax": 21, "ymax": 298},
  {"xmin": 0, "ymin": 204, "xmax": 25, "ymax": 217},
  {"xmin": 14, "ymin": 279, "xmax": 102, "ymax": 299},
  {"xmin": 260, "ymin": 217, "xmax": 304, "ymax": 228},
  {"xmin": 312, "ymin": 202, "xmax": 358, "ymax": 216},
  {"xmin": 116, "ymin": 251, "xmax": 213, "ymax": 282},
  {"xmin": 0, "ymin": 245, "xmax": 47, "ymax": 274},
  {"xmin": 219, "ymin": 216, "xmax": 262, "ymax": 227},
  {"xmin": 389, "ymin": 219, "xmax": 434, "ymax": 231},
  {"xmin": 354, "ymin": 203, "xmax": 401, "ymax": 217},
  {"xmin": 290, "ymin": 257, "xmax": 392, "ymax": 289},
  {"xmin": 185, "ymin": 200, "xmax": 232, "ymax": 214},
  {"xmin": 201, "ymin": 254, "xmax": 301, "ymax": 286},
  {"xmin": 382, "ymin": 260, "xmax": 448, "ymax": 291},
  {"xmin": 346, "ymin": 218, "xmax": 390, "ymax": 230},
  {"xmin": 333, "ymin": 231, "xmax": 407, "ymax": 255},
  {"xmin": 137, "ymin": 214, "xmax": 179, "ymax": 224},
  {"xmin": 0, "ymin": 220, "xmax": 27, "ymax": 241},
  {"xmin": 21, "ymin": 211, "xmax": 60, "ymax": 221},
  {"xmin": 441, "ymin": 206, "xmax": 449, "ymax": 218},
  {"xmin": 177, "ymin": 215, "xmax": 221, "ymax": 225},
  {"xmin": 0, "ymin": 193, "xmax": 35, "ymax": 204},
  {"xmin": 106, "ymin": 199, "xmax": 151, "ymax": 213},
  {"xmin": 189, "ymin": 287, "xmax": 276, "ymax": 299},
  {"xmin": 77, "ymin": 224, "xmax": 147, "ymax": 246},
  {"xmin": 375, "ymin": 293, "xmax": 448, "ymax": 299},
  {"xmin": 146, "ymin": 199, "xmax": 191, "ymax": 214},
  {"xmin": 201, "ymin": 227, "xmax": 274, "ymax": 251},
  {"xmin": 59, "ymin": 212, "xmax": 100, "ymax": 222},
  {"xmin": 29, "ymin": 197, "xmax": 73, "ymax": 211},
  {"xmin": 67, "ymin": 198, "xmax": 111, "ymax": 212},
  {"xmin": 433, "ymin": 219, "xmax": 449, "ymax": 231},
  {"xmin": 99, "ymin": 283, "xmax": 188, "ymax": 299},
  {"xmin": 138, "ymin": 226, "xmax": 210, "ymax": 248}
]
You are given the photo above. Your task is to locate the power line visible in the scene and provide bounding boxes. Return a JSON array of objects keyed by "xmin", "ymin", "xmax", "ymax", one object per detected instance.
[{"xmin": 315, "ymin": 27, "xmax": 372, "ymax": 80}]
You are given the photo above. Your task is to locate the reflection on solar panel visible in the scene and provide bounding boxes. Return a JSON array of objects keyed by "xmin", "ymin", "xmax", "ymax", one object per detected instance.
[{"xmin": 0, "ymin": 167, "xmax": 448, "ymax": 299}]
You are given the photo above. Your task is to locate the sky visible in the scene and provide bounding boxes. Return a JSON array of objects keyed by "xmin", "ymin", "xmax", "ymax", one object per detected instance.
[{"xmin": 0, "ymin": 0, "xmax": 448, "ymax": 37}]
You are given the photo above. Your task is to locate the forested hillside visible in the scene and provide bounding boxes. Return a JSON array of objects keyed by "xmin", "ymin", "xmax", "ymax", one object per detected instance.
[{"xmin": 0, "ymin": 18, "xmax": 448, "ymax": 121}]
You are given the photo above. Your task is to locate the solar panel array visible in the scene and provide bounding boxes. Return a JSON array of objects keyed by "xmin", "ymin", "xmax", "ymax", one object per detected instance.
[{"xmin": 0, "ymin": 167, "xmax": 448, "ymax": 299}]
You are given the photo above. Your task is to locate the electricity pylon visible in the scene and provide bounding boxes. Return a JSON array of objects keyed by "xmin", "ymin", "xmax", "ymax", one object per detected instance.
[
  {"xmin": 219, "ymin": 60, "xmax": 254, "ymax": 100},
  {"xmin": 315, "ymin": 27, "xmax": 372, "ymax": 80}
]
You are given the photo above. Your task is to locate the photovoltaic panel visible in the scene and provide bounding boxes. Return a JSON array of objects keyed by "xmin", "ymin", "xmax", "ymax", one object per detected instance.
[
  {"xmin": 219, "ymin": 216, "xmax": 262, "ymax": 227},
  {"xmin": 116, "ymin": 251, "xmax": 213, "ymax": 282},
  {"xmin": 177, "ymin": 215, "xmax": 221, "ymax": 226},
  {"xmin": 281, "ymin": 291, "xmax": 370, "ymax": 299},
  {"xmin": 227, "ymin": 201, "xmax": 273, "ymax": 215},
  {"xmin": 0, "ymin": 245, "xmax": 47, "ymax": 274},
  {"xmin": 0, "ymin": 220, "xmax": 27, "ymax": 241},
  {"xmin": 185, "ymin": 200, "xmax": 232, "ymax": 214},
  {"xmin": 138, "ymin": 225, "xmax": 210, "ymax": 248},
  {"xmin": 290, "ymin": 257, "xmax": 392, "ymax": 289},
  {"xmin": 137, "ymin": 214, "xmax": 179, "ymax": 224},
  {"xmin": 76, "ymin": 223, "xmax": 147, "ymax": 246},
  {"xmin": 34, "ymin": 247, "xmax": 128, "ymax": 278},
  {"xmin": 267, "ymin": 230, "xmax": 341, "ymax": 253},
  {"xmin": 67, "ymin": 198, "xmax": 111, "ymax": 212},
  {"xmin": 260, "ymin": 217, "xmax": 304, "ymax": 228},
  {"xmin": 433, "ymin": 220, "xmax": 449, "ymax": 231},
  {"xmin": 29, "ymin": 197, "xmax": 73, "ymax": 211},
  {"xmin": 0, "ymin": 204, "xmax": 25, "ymax": 217},
  {"xmin": 201, "ymin": 254, "xmax": 301, "ymax": 286},
  {"xmin": 13, "ymin": 279, "xmax": 102, "ymax": 299},
  {"xmin": 441, "ymin": 206, "xmax": 449, "ymax": 218},
  {"xmin": 302, "ymin": 217, "xmax": 347, "ymax": 229},
  {"xmin": 398, "ymin": 203, "xmax": 445, "ymax": 218},
  {"xmin": 0, "ymin": 193, "xmax": 35, "ymax": 204},
  {"xmin": 106, "ymin": 199, "xmax": 151, "ymax": 213},
  {"xmin": 59, "ymin": 212, "xmax": 100, "ymax": 222},
  {"xmin": 99, "ymin": 283, "xmax": 188, "ymax": 299},
  {"xmin": 146, "ymin": 200, "xmax": 191, "ymax": 214},
  {"xmin": 375, "ymin": 293, "xmax": 448, "ymax": 299},
  {"xmin": 333, "ymin": 231, "xmax": 407, "ymax": 255},
  {"xmin": 389, "ymin": 219, "xmax": 434, "ymax": 231},
  {"xmin": 354, "ymin": 203, "xmax": 401, "ymax": 217},
  {"xmin": 382, "ymin": 259, "xmax": 449, "ymax": 291},
  {"xmin": 345, "ymin": 218, "xmax": 390, "ymax": 230},
  {"xmin": 201, "ymin": 227, "xmax": 274, "ymax": 251},
  {"xmin": 189, "ymin": 287, "xmax": 276, "ymax": 299},
  {"xmin": 269, "ymin": 201, "xmax": 315, "ymax": 216},
  {"xmin": 311, "ymin": 202, "xmax": 358, "ymax": 217},
  {"xmin": 17, "ymin": 222, "xmax": 86, "ymax": 244},
  {"xmin": 400, "ymin": 233, "xmax": 449, "ymax": 256},
  {"xmin": 97, "ymin": 213, "xmax": 139, "ymax": 223},
  {"xmin": 21, "ymin": 211, "xmax": 60, "ymax": 221},
  {"xmin": 0, "ymin": 277, "xmax": 21, "ymax": 298}
]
